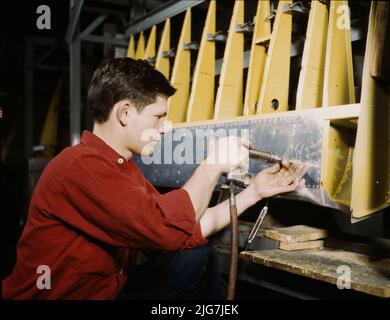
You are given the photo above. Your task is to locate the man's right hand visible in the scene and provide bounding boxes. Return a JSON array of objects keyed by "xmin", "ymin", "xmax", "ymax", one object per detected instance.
[{"xmin": 202, "ymin": 136, "xmax": 250, "ymax": 174}]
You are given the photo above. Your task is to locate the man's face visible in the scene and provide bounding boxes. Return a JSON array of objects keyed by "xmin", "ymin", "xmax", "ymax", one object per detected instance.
[{"xmin": 126, "ymin": 95, "xmax": 168, "ymax": 156}]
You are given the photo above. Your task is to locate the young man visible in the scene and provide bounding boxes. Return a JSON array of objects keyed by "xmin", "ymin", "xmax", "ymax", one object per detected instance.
[{"xmin": 3, "ymin": 58, "xmax": 306, "ymax": 299}]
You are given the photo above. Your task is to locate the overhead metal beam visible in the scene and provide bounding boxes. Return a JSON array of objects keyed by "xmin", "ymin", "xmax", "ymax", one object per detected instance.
[
  {"xmin": 92, "ymin": 0, "xmax": 132, "ymax": 6},
  {"xmin": 83, "ymin": 5, "xmax": 127, "ymax": 18},
  {"xmin": 35, "ymin": 64, "xmax": 69, "ymax": 71},
  {"xmin": 79, "ymin": 14, "xmax": 108, "ymax": 37},
  {"xmin": 145, "ymin": 0, "xmax": 167, "ymax": 10},
  {"xmin": 78, "ymin": 34, "xmax": 128, "ymax": 46},
  {"xmin": 65, "ymin": 0, "xmax": 85, "ymax": 43},
  {"xmin": 125, "ymin": 0, "xmax": 204, "ymax": 36}
]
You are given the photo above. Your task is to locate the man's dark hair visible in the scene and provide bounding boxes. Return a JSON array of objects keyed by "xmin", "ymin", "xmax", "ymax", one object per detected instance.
[{"xmin": 87, "ymin": 58, "xmax": 176, "ymax": 123}]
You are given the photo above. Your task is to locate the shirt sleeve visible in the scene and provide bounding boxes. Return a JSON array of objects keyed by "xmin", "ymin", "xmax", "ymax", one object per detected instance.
[{"xmin": 60, "ymin": 154, "xmax": 208, "ymax": 251}]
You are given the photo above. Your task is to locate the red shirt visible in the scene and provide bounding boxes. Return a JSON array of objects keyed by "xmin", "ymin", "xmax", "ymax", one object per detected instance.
[{"xmin": 3, "ymin": 131, "xmax": 207, "ymax": 299}]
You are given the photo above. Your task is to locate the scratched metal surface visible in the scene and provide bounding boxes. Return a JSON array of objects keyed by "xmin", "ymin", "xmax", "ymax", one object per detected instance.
[{"xmin": 133, "ymin": 115, "xmax": 349, "ymax": 213}]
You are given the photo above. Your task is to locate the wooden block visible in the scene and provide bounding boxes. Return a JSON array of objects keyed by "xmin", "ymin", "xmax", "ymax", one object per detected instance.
[
  {"xmin": 265, "ymin": 225, "xmax": 328, "ymax": 243},
  {"xmin": 279, "ymin": 240, "xmax": 324, "ymax": 251}
]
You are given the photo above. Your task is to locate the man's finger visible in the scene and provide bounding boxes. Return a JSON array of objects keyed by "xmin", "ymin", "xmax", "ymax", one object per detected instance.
[
  {"xmin": 287, "ymin": 163, "xmax": 307, "ymax": 180},
  {"xmin": 287, "ymin": 161, "xmax": 299, "ymax": 173},
  {"xmin": 277, "ymin": 178, "xmax": 299, "ymax": 193},
  {"xmin": 239, "ymin": 149, "xmax": 250, "ymax": 168},
  {"xmin": 295, "ymin": 164, "xmax": 308, "ymax": 179},
  {"xmin": 264, "ymin": 162, "xmax": 281, "ymax": 174},
  {"xmin": 239, "ymin": 137, "xmax": 250, "ymax": 149},
  {"xmin": 288, "ymin": 179, "xmax": 300, "ymax": 191},
  {"xmin": 281, "ymin": 159, "xmax": 290, "ymax": 168}
]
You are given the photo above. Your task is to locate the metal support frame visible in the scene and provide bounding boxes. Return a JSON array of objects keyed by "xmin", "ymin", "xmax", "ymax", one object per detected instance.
[
  {"xmin": 234, "ymin": 21, "xmax": 254, "ymax": 34},
  {"xmin": 282, "ymin": 1, "xmax": 307, "ymax": 15},
  {"xmin": 115, "ymin": 0, "xmax": 390, "ymax": 221},
  {"xmin": 25, "ymin": 38, "xmax": 34, "ymax": 159},
  {"xmin": 24, "ymin": 37, "xmax": 59, "ymax": 159},
  {"xmin": 206, "ymin": 31, "xmax": 227, "ymax": 42},
  {"xmin": 84, "ymin": 5, "xmax": 127, "ymax": 18},
  {"xmin": 79, "ymin": 14, "xmax": 108, "ymax": 37},
  {"xmin": 67, "ymin": 0, "xmax": 129, "ymax": 145},
  {"xmin": 65, "ymin": 0, "xmax": 85, "ymax": 43},
  {"xmin": 78, "ymin": 34, "xmax": 127, "ymax": 46},
  {"xmin": 70, "ymin": 35, "xmax": 81, "ymax": 146},
  {"xmin": 125, "ymin": 0, "xmax": 204, "ymax": 36},
  {"xmin": 65, "ymin": 0, "xmax": 368, "ymax": 148},
  {"xmin": 77, "ymin": 12, "xmax": 127, "ymax": 46}
]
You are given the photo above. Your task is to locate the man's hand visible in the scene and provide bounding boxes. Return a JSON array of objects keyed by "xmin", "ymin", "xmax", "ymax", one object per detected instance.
[
  {"xmin": 249, "ymin": 160, "xmax": 308, "ymax": 200},
  {"xmin": 199, "ymin": 159, "xmax": 308, "ymax": 238},
  {"xmin": 185, "ymin": 136, "xmax": 249, "ymax": 221},
  {"xmin": 202, "ymin": 136, "xmax": 250, "ymax": 174}
]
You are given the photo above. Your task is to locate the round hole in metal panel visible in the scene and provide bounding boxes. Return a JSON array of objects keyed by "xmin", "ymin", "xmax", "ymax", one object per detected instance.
[{"xmin": 271, "ymin": 99, "xmax": 279, "ymax": 110}]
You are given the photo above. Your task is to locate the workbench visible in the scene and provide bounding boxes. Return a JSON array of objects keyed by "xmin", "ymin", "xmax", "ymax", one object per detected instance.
[
  {"xmin": 240, "ymin": 248, "xmax": 390, "ymax": 298},
  {"xmin": 213, "ymin": 225, "xmax": 390, "ymax": 299}
]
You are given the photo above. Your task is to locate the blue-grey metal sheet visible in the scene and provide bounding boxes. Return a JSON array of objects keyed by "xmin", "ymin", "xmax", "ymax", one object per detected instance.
[{"xmin": 133, "ymin": 114, "xmax": 349, "ymax": 213}]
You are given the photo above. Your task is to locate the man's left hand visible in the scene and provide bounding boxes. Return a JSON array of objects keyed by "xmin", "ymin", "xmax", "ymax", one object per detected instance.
[{"xmin": 249, "ymin": 160, "xmax": 308, "ymax": 200}]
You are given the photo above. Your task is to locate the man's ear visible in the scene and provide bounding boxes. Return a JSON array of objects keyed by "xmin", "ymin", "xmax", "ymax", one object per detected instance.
[{"xmin": 115, "ymin": 100, "xmax": 133, "ymax": 126}]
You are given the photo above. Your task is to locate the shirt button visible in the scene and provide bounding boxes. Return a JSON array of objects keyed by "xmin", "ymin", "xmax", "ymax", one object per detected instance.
[{"xmin": 117, "ymin": 158, "xmax": 124, "ymax": 164}]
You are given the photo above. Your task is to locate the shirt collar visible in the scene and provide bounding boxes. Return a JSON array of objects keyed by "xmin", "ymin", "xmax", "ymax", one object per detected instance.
[{"xmin": 80, "ymin": 130, "xmax": 126, "ymax": 164}]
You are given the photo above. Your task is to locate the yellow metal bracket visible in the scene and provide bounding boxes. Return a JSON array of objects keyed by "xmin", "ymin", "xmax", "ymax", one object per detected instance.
[
  {"xmin": 214, "ymin": 0, "xmax": 244, "ymax": 119},
  {"xmin": 351, "ymin": 1, "xmax": 390, "ymax": 218},
  {"xmin": 296, "ymin": 0, "xmax": 328, "ymax": 109},
  {"xmin": 244, "ymin": 0, "xmax": 271, "ymax": 116},
  {"xmin": 323, "ymin": 0, "xmax": 355, "ymax": 106},
  {"xmin": 167, "ymin": 9, "xmax": 192, "ymax": 123},
  {"xmin": 320, "ymin": 0, "xmax": 357, "ymax": 212},
  {"xmin": 144, "ymin": 26, "xmax": 156, "ymax": 64},
  {"xmin": 135, "ymin": 31, "xmax": 145, "ymax": 60},
  {"xmin": 186, "ymin": 1, "xmax": 216, "ymax": 122},
  {"xmin": 126, "ymin": 35, "xmax": 135, "ymax": 59},
  {"xmin": 258, "ymin": 0, "xmax": 293, "ymax": 114},
  {"xmin": 121, "ymin": 0, "xmax": 390, "ymax": 220},
  {"xmin": 38, "ymin": 79, "xmax": 62, "ymax": 158},
  {"xmin": 155, "ymin": 19, "xmax": 171, "ymax": 79},
  {"xmin": 321, "ymin": 120, "xmax": 355, "ymax": 206}
]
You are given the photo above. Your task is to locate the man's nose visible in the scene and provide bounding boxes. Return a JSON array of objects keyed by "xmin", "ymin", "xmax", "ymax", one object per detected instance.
[{"xmin": 158, "ymin": 119, "xmax": 168, "ymax": 135}]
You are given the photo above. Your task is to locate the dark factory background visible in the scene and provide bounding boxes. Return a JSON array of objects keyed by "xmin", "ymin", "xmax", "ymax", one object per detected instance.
[{"xmin": 1, "ymin": 0, "xmax": 389, "ymax": 300}]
